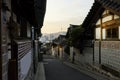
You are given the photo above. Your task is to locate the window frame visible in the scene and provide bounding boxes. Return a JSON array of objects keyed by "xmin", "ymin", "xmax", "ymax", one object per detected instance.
[{"xmin": 106, "ymin": 27, "xmax": 119, "ymax": 39}]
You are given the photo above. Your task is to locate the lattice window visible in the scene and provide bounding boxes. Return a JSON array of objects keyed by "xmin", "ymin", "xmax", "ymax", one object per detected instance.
[{"xmin": 106, "ymin": 27, "xmax": 118, "ymax": 39}]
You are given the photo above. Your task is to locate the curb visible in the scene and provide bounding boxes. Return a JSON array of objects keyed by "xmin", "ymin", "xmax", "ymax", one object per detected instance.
[{"xmin": 35, "ymin": 62, "xmax": 46, "ymax": 80}]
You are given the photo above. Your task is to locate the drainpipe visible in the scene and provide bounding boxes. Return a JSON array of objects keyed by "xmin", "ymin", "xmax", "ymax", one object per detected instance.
[{"xmin": 31, "ymin": 27, "xmax": 36, "ymax": 73}]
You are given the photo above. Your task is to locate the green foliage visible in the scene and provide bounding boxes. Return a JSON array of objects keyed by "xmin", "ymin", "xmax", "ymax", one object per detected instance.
[
  {"xmin": 68, "ymin": 25, "xmax": 84, "ymax": 47},
  {"xmin": 64, "ymin": 46, "xmax": 70, "ymax": 55},
  {"xmin": 71, "ymin": 25, "xmax": 84, "ymax": 41}
]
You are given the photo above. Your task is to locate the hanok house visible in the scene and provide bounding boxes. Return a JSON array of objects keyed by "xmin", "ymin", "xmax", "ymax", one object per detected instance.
[
  {"xmin": 0, "ymin": 0, "xmax": 46, "ymax": 80},
  {"xmin": 51, "ymin": 34, "xmax": 66, "ymax": 59},
  {"xmin": 82, "ymin": 0, "xmax": 120, "ymax": 76}
]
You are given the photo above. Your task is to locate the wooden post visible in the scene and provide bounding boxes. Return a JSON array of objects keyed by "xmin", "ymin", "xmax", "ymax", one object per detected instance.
[
  {"xmin": 0, "ymin": 0, "xmax": 2, "ymax": 80},
  {"xmin": 99, "ymin": 17, "xmax": 102, "ymax": 64}
]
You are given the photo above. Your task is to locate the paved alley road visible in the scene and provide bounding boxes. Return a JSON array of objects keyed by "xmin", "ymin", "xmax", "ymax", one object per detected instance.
[{"xmin": 43, "ymin": 55, "xmax": 95, "ymax": 80}]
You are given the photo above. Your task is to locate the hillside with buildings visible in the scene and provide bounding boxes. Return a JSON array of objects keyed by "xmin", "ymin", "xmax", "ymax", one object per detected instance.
[{"xmin": 40, "ymin": 32, "xmax": 66, "ymax": 43}]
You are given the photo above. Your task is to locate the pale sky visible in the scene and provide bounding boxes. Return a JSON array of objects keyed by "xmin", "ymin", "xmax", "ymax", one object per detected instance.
[{"xmin": 41, "ymin": 0, "xmax": 94, "ymax": 34}]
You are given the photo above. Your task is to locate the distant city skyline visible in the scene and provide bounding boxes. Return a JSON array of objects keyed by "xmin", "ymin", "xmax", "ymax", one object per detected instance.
[{"xmin": 41, "ymin": 0, "xmax": 94, "ymax": 34}]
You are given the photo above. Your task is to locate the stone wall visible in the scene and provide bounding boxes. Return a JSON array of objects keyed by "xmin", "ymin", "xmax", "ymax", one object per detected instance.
[
  {"xmin": 101, "ymin": 41, "xmax": 120, "ymax": 71},
  {"xmin": 83, "ymin": 47, "xmax": 93, "ymax": 64},
  {"xmin": 74, "ymin": 47, "xmax": 93, "ymax": 64},
  {"xmin": 94, "ymin": 41, "xmax": 120, "ymax": 72},
  {"xmin": 94, "ymin": 41, "xmax": 100, "ymax": 64}
]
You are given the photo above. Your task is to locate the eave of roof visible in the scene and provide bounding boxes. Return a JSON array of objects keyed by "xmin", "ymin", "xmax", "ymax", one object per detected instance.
[
  {"xmin": 96, "ymin": 0, "xmax": 120, "ymax": 16},
  {"xmin": 82, "ymin": 0, "xmax": 120, "ymax": 29},
  {"xmin": 82, "ymin": 1, "xmax": 104, "ymax": 29},
  {"xmin": 82, "ymin": 0, "xmax": 120, "ymax": 39},
  {"xmin": 11, "ymin": 0, "xmax": 46, "ymax": 27},
  {"xmin": 66, "ymin": 24, "xmax": 80, "ymax": 38}
]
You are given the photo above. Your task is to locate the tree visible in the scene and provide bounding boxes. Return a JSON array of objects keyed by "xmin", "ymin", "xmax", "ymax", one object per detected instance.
[
  {"xmin": 69, "ymin": 25, "xmax": 84, "ymax": 48},
  {"xmin": 71, "ymin": 25, "xmax": 84, "ymax": 40}
]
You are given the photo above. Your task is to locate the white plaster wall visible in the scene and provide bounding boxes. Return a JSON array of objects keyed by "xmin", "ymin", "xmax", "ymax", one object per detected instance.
[
  {"xmin": 102, "ymin": 15, "xmax": 112, "ymax": 23},
  {"xmin": 70, "ymin": 47, "xmax": 73, "ymax": 60},
  {"xmin": 20, "ymin": 50, "xmax": 32, "ymax": 80},
  {"xmin": 102, "ymin": 29, "xmax": 106, "ymax": 40},
  {"xmin": 114, "ymin": 15, "xmax": 119, "ymax": 19},
  {"xmin": 95, "ymin": 28, "xmax": 106, "ymax": 40},
  {"xmin": 95, "ymin": 27, "xmax": 100, "ymax": 39},
  {"xmin": 51, "ymin": 46, "xmax": 55, "ymax": 56}
]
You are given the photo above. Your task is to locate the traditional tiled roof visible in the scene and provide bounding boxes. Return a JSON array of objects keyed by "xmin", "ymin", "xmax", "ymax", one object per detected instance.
[
  {"xmin": 11, "ymin": 0, "xmax": 47, "ymax": 27},
  {"xmin": 82, "ymin": 0, "xmax": 120, "ymax": 39},
  {"xmin": 83, "ymin": 0, "xmax": 120, "ymax": 28},
  {"xmin": 82, "ymin": 1, "xmax": 103, "ymax": 29},
  {"xmin": 66, "ymin": 24, "xmax": 80, "ymax": 38},
  {"xmin": 82, "ymin": 1, "xmax": 104, "ymax": 39},
  {"xmin": 96, "ymin": 0, "xmax": 120, "ymax": 16}
]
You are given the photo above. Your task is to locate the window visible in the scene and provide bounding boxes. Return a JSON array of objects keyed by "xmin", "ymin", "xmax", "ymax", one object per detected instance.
[
  {"xmin": 106, "ymin": 27, "xmax": 118, "ymax": 39},
  {"xmin": 112, "ymin": 28, "xmax": 118, "ymax": 38},
  {"xmin": 106, "ymin": 29, "xmax": 111, "ymax": 38}
]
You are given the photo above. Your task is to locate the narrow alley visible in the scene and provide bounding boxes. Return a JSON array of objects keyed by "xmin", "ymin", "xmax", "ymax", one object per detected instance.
[
  {"xmin": 43, "ymin": 55, "xmax": 95, "ymax": 80},
  {"xmin": 0, "ymin": 0, "xmax": 120, "ymax": 80},
  {"xmin": 35, "ymin": 54, "xmax": 120, "ymax": 80}
]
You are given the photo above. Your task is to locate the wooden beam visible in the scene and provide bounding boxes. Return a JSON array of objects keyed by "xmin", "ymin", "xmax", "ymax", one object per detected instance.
[{"xmin": 0, "ymin": 0, "xmax": 2, "ymax": 79}]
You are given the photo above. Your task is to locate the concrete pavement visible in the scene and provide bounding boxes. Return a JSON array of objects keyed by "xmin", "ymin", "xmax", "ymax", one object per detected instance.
[
  {"xmin": 35, "ymin": 55, "xmax": 120, "ymax": 80},
  {"xmin": 44, "ymin": 57, "xmax": 95, "ymax": 80},
  {"xmin": 35, "ymin": 62, "xmax": 46, "ymax": 80}
]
